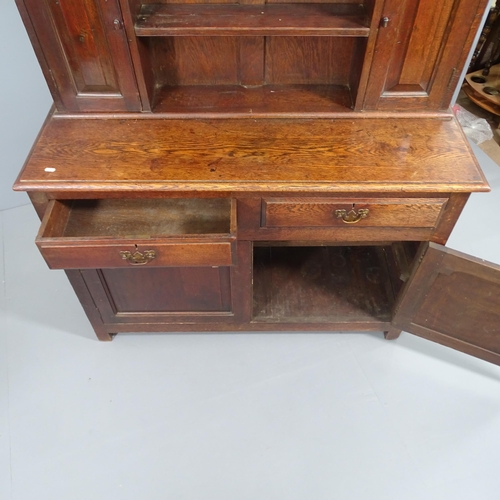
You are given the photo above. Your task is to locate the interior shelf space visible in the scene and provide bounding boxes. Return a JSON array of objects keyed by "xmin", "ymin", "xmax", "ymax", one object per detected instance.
[
  {"xmin": 252, "ymin": 244, "xmax": 419, "ymax": 325},
  {"xmin": 152, "ymin": 84, "xmax": 352, "ymax": 116},
  {"xmin": 134, "ymin": 4, "xmax": 370, "ymax": 37},
  {"xmin": 143, "ymin": 35, "xmax": 365, "ymax": 115}
]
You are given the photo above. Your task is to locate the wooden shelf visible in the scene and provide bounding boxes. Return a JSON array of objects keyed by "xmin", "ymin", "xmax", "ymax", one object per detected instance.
[
  {"xmin": 252, "ymin": 246, "xmax": 396, "ymax": 324},
  {"xmin": 135, "ymin": 4, "xmax": 369, "ymax": 37},
  {"xmin": 152, "ymin": 84, "xmax": 353, "ymax": 117}
]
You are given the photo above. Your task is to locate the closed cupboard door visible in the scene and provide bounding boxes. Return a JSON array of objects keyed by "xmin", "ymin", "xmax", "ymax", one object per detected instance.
[
  {"xmin": 80, "ymin": 267, "xmax": 234, "ymax": 324},
  {"xmin": 17, "ymin": 0, "xmax": 141, "ymax": 112},
  {"xmin": 393, "ymin": 243, "xmax": 500, "ymax": 366},
  {"xmin": 362, "ymin": 0, "xmax": 489, "ymax": 111}
]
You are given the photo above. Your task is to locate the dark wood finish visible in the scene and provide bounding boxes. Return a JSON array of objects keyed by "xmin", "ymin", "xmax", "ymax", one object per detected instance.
[
  {"xmin": 28, "ymin": 192, "xmax": 50, "ymax": 221},
  {"xmin": 118, "ymin": 0, "xmax": 154, "ymax": 111},
  {"xmin": 146, "ymin": 35, "xmax": 359, "ymax": 114},
  {"xmin": 17, "ymin": 0, "xmax": 141, "ymax": 112},
  {"xmin": 79, "ymin": 265, "xmax": 235, "ymax": 324},
  {"xmin": 38, "ymin": 239, "xmax": 235, "ymax": 270},
  {"xmin": 384, "ymin": 327, "xmax": 401, "ymax": 340},
  {"xmin": 262, "ymin": 197, "xmax": 448, "ymax": 228},
  {"xmin": 135, "ymin": 4, "xmax": 369, "ymax": 37},
  {"xmin": 151, "ymin": 36, "xmax": 241, "ymax": 86},
  {"xmin": 393, "ymin": 243, "xmax": 500, "ymax": 366},
  {"xmin": 152, "ymin": 84, "xmax": 352, "ymax": 116},
  {"xmin": 14, "ymin": 116, "xmax": 489, "ymax": 194},
  {"xmin": 239, "ymin": 37, "xmax": 265, "ymax": 86},
  {"xmin": 36, "ymin": 199, "xmax": 236, "ymax": 269},
  {"xmin": 265, "ymin": 37, "xmax": 355, "ymax": 85},
  {"xmin": 236, "ymin": 193, "xmax": 468, "ymax": 244},
  {"xmin": 15, "ymin": 0, "xmax": 498, "ymax": 361},
  {"xmin": 62, "ymin": 198, "xmax": 232, "ymax": 237},
  {"xmin": 155, "ymin": 84, "xmax": 354, "ymax": 116},
  {"xmin": 352, "ymin": 0, "xmax": 386, "ymax": 110},
  {"xmin": 65, "ymin": 270, "xmax": 114, "ymax": 341},
  {"xmin": 253, "ymin": 245, "xmax": 396, "ymax": 324},
  {"xmin": 98, "ymin": 266, "xmax": 231, "ymax": 315},
  {"xmin": 363, "ymin": 0, "xmax": 490, "ymax": 110}
]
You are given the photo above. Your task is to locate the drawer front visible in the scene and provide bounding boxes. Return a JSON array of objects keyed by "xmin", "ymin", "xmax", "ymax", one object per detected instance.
[
  {"xmin": 37, "ymin": 241, "xmax": 234, "ymax": 269},
  {"xmin": 262, "ymin": 198, "xmax": 448, "ymax": 228},
  {"xmin": 36, "ymin": 199, "xmax": 236, "ymax": 269}
]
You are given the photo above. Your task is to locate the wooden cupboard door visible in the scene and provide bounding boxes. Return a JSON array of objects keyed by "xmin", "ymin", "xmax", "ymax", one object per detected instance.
[
  {"xmin": 392, "ymin": 243, "xmax": 500, "ymax": 366},
  {"xmin": 81, "ymin": 267, "xmax": 233, "ymax": 324},
  {"xmin": 362, "ymin": 0, "xmax": 488, "ymax": 111},
  {"xmin": 17, "ymin": 0, "xmax": 141, "ymax": 112}
]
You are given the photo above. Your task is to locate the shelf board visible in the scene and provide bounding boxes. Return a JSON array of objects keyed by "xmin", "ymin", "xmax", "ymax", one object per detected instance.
[
  {"xmin": 153, "ymin": 84, "xmax": 353, "ymax": 117},
  {"xmin": 253, "ymin": 246, "xmax": 395, "ymax": 323},
  {"xmin": 135, "ymin": 4, "xmax": 370, "ymax": 37}
]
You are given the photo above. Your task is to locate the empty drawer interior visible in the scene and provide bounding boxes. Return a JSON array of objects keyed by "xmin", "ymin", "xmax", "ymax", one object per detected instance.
[{"xmin": 41, "ymin": 198, "xmax": 234, "ymax": 239}]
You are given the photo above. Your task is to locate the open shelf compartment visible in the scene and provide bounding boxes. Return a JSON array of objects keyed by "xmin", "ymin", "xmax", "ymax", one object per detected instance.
[
  {"xmin": 142, "ymin": 34, "xmax": 366, "ymax": 115},
  {"xmin": 252, "ymin": 243, "xmax": 419, "ymax": 325}
]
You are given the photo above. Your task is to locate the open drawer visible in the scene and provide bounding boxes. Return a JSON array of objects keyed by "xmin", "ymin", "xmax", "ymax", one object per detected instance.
[{"xmin": 36, "ymin": 198, "xmax": 237, "ymax": 269}]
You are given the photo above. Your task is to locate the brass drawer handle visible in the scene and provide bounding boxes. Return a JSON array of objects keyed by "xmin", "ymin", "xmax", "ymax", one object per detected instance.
[
  {"xmin": 335, "ymin": 208, "xmax": 369, "ymax": 224},
  {"xmin": 119, "ymin": 250, "xmax": 156, "ymax": 266}
]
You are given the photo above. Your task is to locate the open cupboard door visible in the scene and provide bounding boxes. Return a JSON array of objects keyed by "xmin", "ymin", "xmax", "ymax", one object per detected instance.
[{"xmin": 392, "ymin": 243, "xmax": 500, "ymax": 366}]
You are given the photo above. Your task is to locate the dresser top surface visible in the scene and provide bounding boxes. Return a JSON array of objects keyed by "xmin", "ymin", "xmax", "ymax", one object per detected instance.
[{"xmin": 14, "ymin": 114, "xmax": 489, "ymax": 194}]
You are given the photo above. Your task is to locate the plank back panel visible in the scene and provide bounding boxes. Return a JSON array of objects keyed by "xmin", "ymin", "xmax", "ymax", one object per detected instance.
[
  {"xmin": 151, "ymin": 37, "xmax": 241, "ymax": 86},
  {"xmin": 266, "ymin": 37, "xmax": 354, "ymax": 85}
]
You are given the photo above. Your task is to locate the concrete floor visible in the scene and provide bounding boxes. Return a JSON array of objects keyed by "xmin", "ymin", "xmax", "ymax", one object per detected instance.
[{"xmin": 1, "ymin": 143, "xmax": 500, "ymax": 499}]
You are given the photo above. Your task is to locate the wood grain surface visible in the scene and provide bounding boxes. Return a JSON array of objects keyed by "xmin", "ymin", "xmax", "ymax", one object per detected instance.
[
  {"xmin": 253, "ymin": 245, "xmax": 395, "ymax": 323},
  {"xmin": 15, "ymin": 115, "xmax": 489, "ymax": 193},
  {"xmin": 135, "ymin": 4, "xmax": 369, "ymax": 37},
  {"xmin": 394, "ymin": 242, "xmax": 500, "ymax": 366},
  {"xmin": 152, "ymin": 84, "xmax": 353, "ymax": 115},
  {"xmin": 262, "ymin": 197, "xmax": 448, "ymax": 228},
  {"xmin": 36, "ymin": 200, "xmax": 236, "ymax": 269}
]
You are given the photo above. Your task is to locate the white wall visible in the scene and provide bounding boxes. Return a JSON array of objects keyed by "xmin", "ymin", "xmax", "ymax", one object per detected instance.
[{"xmin": 0, "ymin": 1, "xmax": 52, "ymax": 211}]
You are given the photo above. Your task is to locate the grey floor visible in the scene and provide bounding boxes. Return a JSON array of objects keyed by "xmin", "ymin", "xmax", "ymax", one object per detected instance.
[{"xmin": 1, "ymin": 143, "xmax": 500, "ymax": 499}]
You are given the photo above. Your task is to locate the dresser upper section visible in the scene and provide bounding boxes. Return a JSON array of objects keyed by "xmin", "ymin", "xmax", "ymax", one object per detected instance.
[{"xmin": 16, "ymin": 0, "xmax": 489, "ymax": 116}]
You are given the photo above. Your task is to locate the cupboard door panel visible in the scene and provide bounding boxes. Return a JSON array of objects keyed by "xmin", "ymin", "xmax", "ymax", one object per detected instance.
[
  {"xmin": 18, "ymin": 0, "xmax": 141, "ymax": 112},
  {"xmin": 81, "ymin": 267, "xmax": 233, "ymax": 323},
  {"xmin": 393, "ymin": 243, "xmax": 500, "ymax": 366},
  {"xmin": 363, "ymin": 0, "xmax": 488, "ymax": 111}
]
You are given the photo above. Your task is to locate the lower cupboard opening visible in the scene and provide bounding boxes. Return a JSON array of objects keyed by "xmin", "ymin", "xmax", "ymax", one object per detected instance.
[{"xmin": 252, "ymin": 243, "xmax": 420, "ymax": 324}]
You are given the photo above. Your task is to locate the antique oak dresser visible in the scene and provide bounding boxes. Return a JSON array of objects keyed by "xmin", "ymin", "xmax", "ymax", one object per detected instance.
[{"xmin": 14, "ymin": 0, "xmax": 500, "ymax": 365}]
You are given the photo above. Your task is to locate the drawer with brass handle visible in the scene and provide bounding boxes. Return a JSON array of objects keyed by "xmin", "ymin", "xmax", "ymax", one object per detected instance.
[
  {"xmin": 36, "ymin": 198, "xmax": 237, "ymax": 269},
  {"xmin": 262, "ymin": 198, "xmax": 448, "ymax": 229}
]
